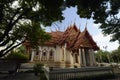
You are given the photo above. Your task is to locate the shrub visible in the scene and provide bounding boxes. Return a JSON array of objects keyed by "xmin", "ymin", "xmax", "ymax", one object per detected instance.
[
  {"xmin": 5, "ymin": 51, "xmax": 29, "ymax": 60},
  {"xmin": 33, "ymin": 63, "xmax": 47, "ymax": 80},
  {"xmin": 33, "ymin": 63, "xmax": 44, "ymax": 73}
]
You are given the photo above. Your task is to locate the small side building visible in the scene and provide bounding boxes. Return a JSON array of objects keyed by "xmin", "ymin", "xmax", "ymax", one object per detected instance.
[{"xmin": 24, "ymin": 24, "xmax": 99, "ymax": 68}]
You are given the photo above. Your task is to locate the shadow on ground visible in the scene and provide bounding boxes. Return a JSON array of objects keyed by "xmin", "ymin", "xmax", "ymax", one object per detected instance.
[{"xmin": 0, "ymin": 73, "xmax": 39, "ymax": 80}]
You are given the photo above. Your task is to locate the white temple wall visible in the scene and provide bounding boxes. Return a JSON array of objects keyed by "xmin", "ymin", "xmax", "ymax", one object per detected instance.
[
  {"xmin": 79, "ymin": 48, "xmax": 82, "ymax": 67},
  {"xmin": 64, "ymin": 50, "xmax": 73, "ymax": 67},
  {"xmin": 63, "ymin": 45, "xmax": 66, "ymax": 62},
  {"xmin": 91, "ymin": 49, "xmax": 96, "ymax": 65},
  {"xmin": 70, "ymin": 52, "xmax": 73, "ymax": 63},
  {"xmin": 31, "ymin": 46, "xmax": 57, "ymax": 61},
  {"xmin": 70, "ymin": 52, "xmax": 74, "ymax": 65},
  {"xmin": 55, "ymin": 45, "xmax": 62, "ymax": 62},
  {"xmin": 72, "ymin": 52, "xmax": 80, "ymax": 67},
  {"xmin": 65, "ymin": 50, "xmax": 71, "ymax": 63},
  {"xmin": 30, "ymin": 45, "xmax": 96, "ymax": 68}
]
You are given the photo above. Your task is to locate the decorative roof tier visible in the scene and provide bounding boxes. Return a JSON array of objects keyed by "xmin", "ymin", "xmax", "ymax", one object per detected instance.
[
  {"xmin": 45, "ymin": 31, "xmax": 63, "ymax": 46},
  {"xmin": 72, "ymin": 27, "xmax": 99, "ymax": 50},
  {"xmin": 45, "ymin": 24, "xmax": 99, "ymax": 51},
  {"xmin": 24, "ymin": 24, "xmax": 99, "ymax": 51}
]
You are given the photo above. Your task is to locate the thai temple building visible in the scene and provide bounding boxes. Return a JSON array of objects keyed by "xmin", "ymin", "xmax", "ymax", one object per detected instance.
[{"xmin": 24, "ymin": 24, "xmax": 99, "ymax": 68}]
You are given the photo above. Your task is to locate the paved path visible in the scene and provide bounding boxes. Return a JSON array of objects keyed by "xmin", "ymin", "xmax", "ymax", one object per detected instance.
[
  {"xmin": 1, "ymin": 72, "xmax": 120, "ymax": 80},
  {"xmin": 0, "ymin": 63, "xmax": 120, "ymax": 80},
  {"xmin": 0, "ymin": 73, "xmax": 39, "ymax": 80},
  {"xmin": 0, "ymin": 63, "xmax": 40, "ymax": 80}
]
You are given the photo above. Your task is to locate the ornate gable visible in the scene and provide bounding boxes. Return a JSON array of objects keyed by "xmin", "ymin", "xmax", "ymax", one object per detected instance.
[
  {"xmin": 24, "ymin": 24, "xmax": 99, "ymax": 51},
  {"xmin": 73, "ymin": 28, "xmax": 99, "ymax": 51},
  {"xmin": 60, "ymin": 24, "xmax": 81, "ymax": 47},
  {"xmin": 45, "ymin": 31, "xmax": 63, "ymax": 46},
  {"xmin": 44, "ymin": 25, "xmax": 99, "ymax": 51}
]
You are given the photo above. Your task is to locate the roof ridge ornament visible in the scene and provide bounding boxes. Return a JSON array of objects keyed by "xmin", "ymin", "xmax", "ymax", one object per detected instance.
[{"xmin": 85, "ymin": 20, "xmax": 88, "ymax": 31}]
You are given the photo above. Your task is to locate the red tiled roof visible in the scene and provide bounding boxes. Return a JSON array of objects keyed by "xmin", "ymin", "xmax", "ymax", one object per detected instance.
[
  {"xmin": 45, "ymin": 24, "xmax": 99, "ymax": 51},
  {"xmin": 73, "ymin": 28, "xmax": 99, "ymax": 50},
  {"xmin": 24, "ymin": 24, "xmax": 99, "ymax": 51},
  {"xmin": 44, "ymin": 31, "xmax": 63, "ymax": 46},
  {"xmin": 59, "ymin": 24, "xmax": 80, "ymax": 46}
]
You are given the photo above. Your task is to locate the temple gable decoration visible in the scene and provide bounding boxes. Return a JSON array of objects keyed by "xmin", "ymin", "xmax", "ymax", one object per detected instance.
[{"xmin": 45, "ymin": 24, "xmax": 99, "ymax": 51}]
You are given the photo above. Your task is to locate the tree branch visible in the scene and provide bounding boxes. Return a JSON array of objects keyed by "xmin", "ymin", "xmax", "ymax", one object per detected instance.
[
  {"xmin": 0, "ymin": 40, "xmax": 25, "ymax": 57},
  {"xmin": 0, "ymin": 3, "xmax": 4, "ymax": 22},
  {"xmin": 0, "ymin": 8, "xmax": 29, "ymax": 43},
  {"xmin": 0, "ymin": 41, "xmax": 15, "ymax": 57},
  {"xmin": 9, "ymin": 7, "xmax": 22, "ymax": 24},
  {"xmin": 0, "ymin": 35, "xmax": 10, "ymax": 47}
]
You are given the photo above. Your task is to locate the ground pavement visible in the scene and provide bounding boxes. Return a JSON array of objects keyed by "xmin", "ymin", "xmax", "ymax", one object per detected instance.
[
  {"xmin": 0, "ymin": 63, "xmax": 120, "ymax": 80},
  {"xmin": 1, "ymin": 73, "xmax": 120, "ymax": 80},
  {"xmin": 0, "ymin": 73, "xmax": 40, "ymax": 80},
  {"xmin": 0, "ymin": 63, "xmax": 39, "ymax": 80}
]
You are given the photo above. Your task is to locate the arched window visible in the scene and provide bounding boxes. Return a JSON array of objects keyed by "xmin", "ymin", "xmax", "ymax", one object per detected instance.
[
  {"xmin": 50, "ymin": 50, "xmax": 53, "ymax": 56},
  {"xmin": 34, "ymin": 50, "xmax": 39, "ymax": 60},
  {"xmin": 36, "ymin": 50, "xmax": 39, "ymax": 55},
  {"xmin": 43, "ymin": 52, "xmax": 46, "ymax": 56},
  {"xmin": 49, "ymin": 49, "xmax": 54, "ymax": 61},
  {"xmin": 41, "ymin": 49, "xmax": 47, "ymax": 61}
]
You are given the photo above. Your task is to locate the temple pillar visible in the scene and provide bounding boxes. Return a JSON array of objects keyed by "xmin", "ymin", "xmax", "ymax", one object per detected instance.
[
  {"xmin": 79, "ymin": 48, "xmax": 82, "ymax": 67},
  {"xmin": 39, "ymin": 51, "xmax": 42, "ymax": 61},
  {"xmin": 65, "ymin": 51, "xmax": 72, "ymax": 67},
  {"xmin": 89, "ymin": 49, "xmax": 96, "ymax": 66},
  {"xmin": 82, "ymin": 48, "xmax": 86, "ymax": 67},
  {"xmin": 63, "ymin": 43, "xmax": 67, "ymax": 61},
  {"xmin": 54, "ymin": 46, "xmax": 65, "ymax": 68},
  {"xmin": 89, "ymin": 49, "xmax": 93, "ymax": 66},
  {"xmin": 91, "ymin": 49, "xmax": 96, "ymax": 65},
  {"xmin": 30, "ymin": 50, "xmax": 34, "ymax": 62},
  {"xmin": 47, "ymin": 50, "xmax": 49, "ymax": 61}
]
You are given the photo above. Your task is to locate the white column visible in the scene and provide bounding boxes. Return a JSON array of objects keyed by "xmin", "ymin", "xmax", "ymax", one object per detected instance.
[
  {"xmin": 64, "ymin": 43, "xmax": 67, "ymax": 61},
  {"xmin": 82, "ymin": 48, "xmax": 86, "ymax": 66},
  {"xmin": 89, "ymin": 49, "xmax": 96, "ymax": 65},
  {"xmin": 79, "ymin": 48, "xmax": 82, "ymax": 66},
  {"xmin": 30, "ymin": 50, "xmax": 34, "ymax": 62},
  {"xmin": 47, "ymin": 50, "xmax": 49, "ymax": 61},
  {"xmin": 91, "ymin": 49, "xmax": 96, "ymax": 65},
  {"xmin": 39, "ymin": 51, "xmax": 42, "ymax": 61},
  {"xmin": 89, "ymin": 49, "xmax": 93, "ymax": 66},
  {"xmin": 55, "ymin": 45, "xmax": 61, "ymax": 62}
]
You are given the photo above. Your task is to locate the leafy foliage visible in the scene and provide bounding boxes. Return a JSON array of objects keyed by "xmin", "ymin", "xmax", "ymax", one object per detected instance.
[
  {"xmin": 0, "ymin": 0, "xmax": 63, "ymax": 57},
  {"xmin": 33, "ymin": 63, "xmax": 47, "ymax": 80},
  {"xmin": 0, "ymin": 0, "xmax": 120, "ymax": 57},
  {"xmin": 33, "ymin": 63, "xmax": 44, "ymax": 72},
  {"xmin": 66, "ymin": 0, "xmax": 120, "ymax": 43},
  {"xmin": 111, "ymin": 46, "xmax": 120, "ymax": 63},
  {"xmin": 95, "ymin": 46, "xmax": 120, "ymax": 63},
  {"xmin": 5, "ymin": 50, "xmax": 29, "ymax": 60},
  {"xmin": 95, "ymin": 50, "xmax": 110, "ymax": 63},
  {"xmin": 66, "ymin": 0, "xmax": 109, "ymax": 23}
]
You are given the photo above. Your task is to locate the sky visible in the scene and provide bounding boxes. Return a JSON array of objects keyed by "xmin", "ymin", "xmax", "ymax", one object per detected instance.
[{"xmin": 45, "ymin": 7, "xmax": 119, "ymax": 52}]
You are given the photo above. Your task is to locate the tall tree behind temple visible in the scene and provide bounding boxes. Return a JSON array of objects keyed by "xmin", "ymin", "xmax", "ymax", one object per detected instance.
[
  {"xmin": 111, "ymin": 46, "xmax": 120, "ymax": 63},
  {"xmin": 95, "ymin": 50, "xmax": 110, "ymax": 63}
]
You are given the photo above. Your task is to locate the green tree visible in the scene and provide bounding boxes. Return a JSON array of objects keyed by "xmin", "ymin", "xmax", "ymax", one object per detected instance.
[
  {"xmin": 0, "ymin": 0, "xmax": 64, "ymax": 57},
  {"xmin": 111, "ymin": 46, "xmax": 120, "ymax": 63},
  {"xmin": 95, "ymin": 50, "xmax": 111, "ymax": 63},
  {"xmin": 66, "ymin": 0, "xmax": 120, "ymax": 43}
]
